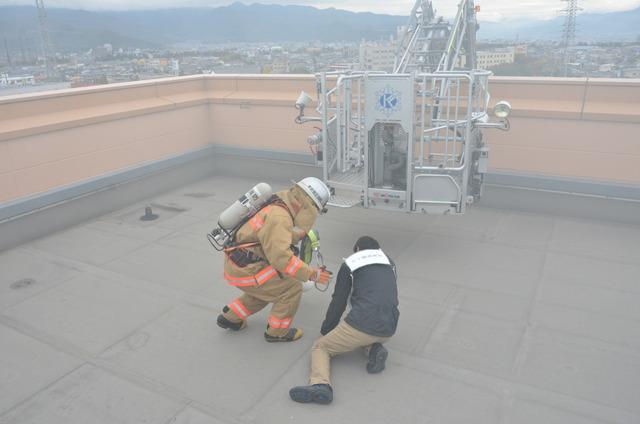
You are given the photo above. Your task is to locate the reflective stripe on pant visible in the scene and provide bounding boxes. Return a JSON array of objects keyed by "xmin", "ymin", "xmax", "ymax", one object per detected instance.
[
  {"xmin": 309, "ymin": 321, "xmax": 390, "ymax": 386},
  {"xmin": 223, "ymin": 275, "xmax": 302, "ymax": 337},
  {"xmin": 267, "ymin": 315, "xmax": 292, "ymax": 329},
  {"xmin": 226, "ymin": 297, "xmax": 259, "ymax": 321}
]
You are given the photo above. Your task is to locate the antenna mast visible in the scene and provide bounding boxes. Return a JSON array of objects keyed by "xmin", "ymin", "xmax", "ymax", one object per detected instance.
[{"xmin": 35, "ymin": 0, "xmax": 55, "ymax": 79}]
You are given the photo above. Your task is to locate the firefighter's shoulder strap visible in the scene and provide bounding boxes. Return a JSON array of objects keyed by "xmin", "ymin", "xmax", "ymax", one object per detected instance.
[
  {"xmin": 264, "ymin": 195, "xmax": 295, "ymax": 221},
  {"xmin": 224, "ymin": 195, "xmax": 293, "ymax": 254}
]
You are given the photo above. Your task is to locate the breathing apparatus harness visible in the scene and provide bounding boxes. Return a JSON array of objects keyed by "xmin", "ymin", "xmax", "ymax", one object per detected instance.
[
  {"xmin": 220, "ymin": 194, "xmax": 292, "ymax": 267},
  {"xmin": 207, "ymin": 182, "xmax": 332, "ymax": 292},
  {"xmin": 211, "ymin": 196, "xmax": 331, "ymax": 292}
]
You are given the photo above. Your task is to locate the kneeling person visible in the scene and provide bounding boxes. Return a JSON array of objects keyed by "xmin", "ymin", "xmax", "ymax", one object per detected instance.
[{"xmin": 289, "ymin": 236, "xmax": 399, "ymax": 404}]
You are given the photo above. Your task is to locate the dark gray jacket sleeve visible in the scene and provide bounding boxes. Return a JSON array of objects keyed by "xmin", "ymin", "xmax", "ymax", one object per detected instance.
[{"xmin": 320, "ymin": 263, "xmax": 352, "ymax": 335}]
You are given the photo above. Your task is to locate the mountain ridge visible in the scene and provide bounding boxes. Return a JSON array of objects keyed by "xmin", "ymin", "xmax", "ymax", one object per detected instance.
[{"xmin": 0, "ymin": 3, "xmax": 637, "ymax": 53}]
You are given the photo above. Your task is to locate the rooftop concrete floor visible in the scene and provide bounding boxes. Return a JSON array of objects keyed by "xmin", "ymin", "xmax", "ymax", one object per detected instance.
[{"xmin": 1, "ymin": 175, "xmax": 640, "ymax": 424}]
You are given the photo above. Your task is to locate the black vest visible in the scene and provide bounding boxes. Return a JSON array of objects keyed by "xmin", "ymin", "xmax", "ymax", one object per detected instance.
[{"xmin": 343, "ymin": 251, "xmax": 399, "ymax": 337}]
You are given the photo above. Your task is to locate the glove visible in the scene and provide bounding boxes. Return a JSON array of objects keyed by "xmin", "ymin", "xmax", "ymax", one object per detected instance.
[{"xmin": 310, "ymin": 267, "xmax": 332, "ymax": 285}]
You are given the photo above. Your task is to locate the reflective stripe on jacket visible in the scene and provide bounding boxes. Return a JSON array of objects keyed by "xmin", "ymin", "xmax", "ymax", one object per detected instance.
[{"xmin": 224, "ymin": 265, "xmax": 278, "ymax": 287}]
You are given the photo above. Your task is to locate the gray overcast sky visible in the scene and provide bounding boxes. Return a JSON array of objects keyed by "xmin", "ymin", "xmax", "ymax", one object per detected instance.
[{"xmin": 1, "ymin": 0, "xmax": 639, "ymax": 21}]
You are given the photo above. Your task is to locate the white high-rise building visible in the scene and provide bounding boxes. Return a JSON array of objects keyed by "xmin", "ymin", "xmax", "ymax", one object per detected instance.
[
  {"xmin": 171, "ymin": 59, "xmax": 180, "ymax": 77},
  {"xmin": 476, "ymin": 47, "xmax": 515, "ymax": 70},
  {"xmin": 358, "ymin": 40, "xmax": 396, "ymax": 72}
]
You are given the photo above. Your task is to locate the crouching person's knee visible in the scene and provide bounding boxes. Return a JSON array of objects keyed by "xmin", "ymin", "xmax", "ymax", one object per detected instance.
[
  {"xmin": 313, "ymin": 336, "xmax": 335, "ymax": 355},
  {"xmin": 283, "ymin": 278, "xmax": 303, "ymax": 300},
  {"xmin": 312, "ymin": 338, "xmax": 326, "ymax": 351}
]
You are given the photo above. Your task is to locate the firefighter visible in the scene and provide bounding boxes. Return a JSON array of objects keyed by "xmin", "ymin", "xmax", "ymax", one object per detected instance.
[
  {"xmin": 217, "ymin": 177, "xmax": 333, "ymax": 342},
  {"xmin": 289, "ymin": 236, "xmax": 399, "ymax": 404}
]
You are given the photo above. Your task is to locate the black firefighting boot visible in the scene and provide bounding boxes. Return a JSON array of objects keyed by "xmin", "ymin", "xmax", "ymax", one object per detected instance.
[
  {"xmin": 366, "ymin": 343, "xmax": 388, "ymax": 374},
  {"xmin": 289, "ymin": 384, "xmax": 333, "ymax": 405},
  {"xmin": 264, "ymin": 327, "xmax": 303, "ymax": 342},
  {"xmin": 216, "ymin": 306, "xmax": 247, "ymax": 331}
]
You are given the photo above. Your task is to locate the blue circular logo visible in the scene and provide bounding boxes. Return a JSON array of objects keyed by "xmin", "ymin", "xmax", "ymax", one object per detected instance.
[
  {"xmin": 375, "ymin": 85, "xmax": 402, "ymax": 117},
  {"xmin": 379, "ymin": 93, "xmax": 398, "ymax": 109}
]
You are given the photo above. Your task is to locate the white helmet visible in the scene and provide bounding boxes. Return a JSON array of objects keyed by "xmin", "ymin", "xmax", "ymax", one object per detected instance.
[{"xmin": 296, "ymin": 177, "xmax": 331, "ymax": 211}]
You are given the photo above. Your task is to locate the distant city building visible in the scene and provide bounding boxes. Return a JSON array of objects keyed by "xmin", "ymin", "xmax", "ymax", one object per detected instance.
[
  {"xmin": 477, "ymin": 47, "xmax": 515, "ymax": 69},
  {"xmin": 270, "ymin": 46, "xmax": 284, "ymax": 55},
  {"xmin": 93, "ymin": 44, "xmax": 113, "ymax": 60},
  {"xmin": 358, "ymin": 40, "xmax": 396, "ymax": 72},
  {"xmin": 514, "ymin": 44, "xmax": 528, "ymax": 57},
  {"xmin": 623, "ymin": 68, "xmax": 640, "ymax": 78},
  {"xmin": 329, "ymin": 63, "xmax": 357, "ymax": 72},
  {"xmin": 263, "ymin": 59, "xmax": 289, "ymax": 74},
  {"xmin": 69, "ymin": 74, "xmax": 108, "ymax": 88},
  {"xmin": 598, "ymin": 63, "xmax": 615, "ymax": 73},
  {"xmin": 171, "ymin": 59, "xmax": 180, "ymax": 76},
  {"xmin": 0, "ymin": 74, "xmax": 36, "ymax": 87}
]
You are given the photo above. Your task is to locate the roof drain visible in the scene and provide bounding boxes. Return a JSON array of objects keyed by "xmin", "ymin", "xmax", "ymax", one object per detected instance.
[{"xmin": 140, "ymin": 205, "xmax": 159, "ymax": 221}]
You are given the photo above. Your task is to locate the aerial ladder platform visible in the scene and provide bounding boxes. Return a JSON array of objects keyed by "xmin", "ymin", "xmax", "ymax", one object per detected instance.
[{"xmin": 295, "ymin": 0, "xmax": 511, "ymax": 214}]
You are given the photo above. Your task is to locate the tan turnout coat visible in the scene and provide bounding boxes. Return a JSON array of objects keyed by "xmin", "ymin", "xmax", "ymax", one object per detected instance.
[{"xmin": 223, "ymin": 185, "xmax": 318, "ymax": 287}]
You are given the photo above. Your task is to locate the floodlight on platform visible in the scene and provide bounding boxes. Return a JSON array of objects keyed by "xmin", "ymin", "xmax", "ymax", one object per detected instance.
[
  {"xmin": 494, "ymin": 101, "xmax": 512, "ymax": 119},
  {"xmin": 295, "ymin": 91, "xmax": 313, "ymax": 110}
]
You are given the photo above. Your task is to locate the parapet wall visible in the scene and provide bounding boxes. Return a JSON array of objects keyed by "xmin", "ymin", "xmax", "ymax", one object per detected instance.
[{"xmin": 0, "ymin": 74, "xmax": 639, "ymax": 205}]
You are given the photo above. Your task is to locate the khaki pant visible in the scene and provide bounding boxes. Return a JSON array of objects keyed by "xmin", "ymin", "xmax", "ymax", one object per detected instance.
[
  {"xmin": 309, "ymin": 321, "xmax": 390, "ymax": 386},
  {"xmin": 223, "ymin": 276, "xmax": 302, "ymax": 337}
]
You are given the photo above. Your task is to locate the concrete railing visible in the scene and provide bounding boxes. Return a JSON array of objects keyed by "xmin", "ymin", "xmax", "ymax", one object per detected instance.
[
  {"xmin": 1, "ymin": 74, "xmax": 639, "ymax": 205},
  {"xmin": 488, "ymin": 77, "xmax": 640, "ymax": 185}
]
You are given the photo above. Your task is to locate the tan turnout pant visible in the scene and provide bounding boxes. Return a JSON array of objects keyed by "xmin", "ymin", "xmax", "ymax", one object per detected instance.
[
  {"xmin": 223, "ymin": 276, "xmax": 302, "ymax": 337},
  {"xmin": 309, "ymin": 321, "xmax": 390, "ymax": 386}
]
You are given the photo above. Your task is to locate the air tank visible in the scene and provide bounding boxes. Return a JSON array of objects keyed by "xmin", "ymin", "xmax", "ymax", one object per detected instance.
[{"xmin": 218, "ymin": 183, "xmax": 273, "ymax": 232}]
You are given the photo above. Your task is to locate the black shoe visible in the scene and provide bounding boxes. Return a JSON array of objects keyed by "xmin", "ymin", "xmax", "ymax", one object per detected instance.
[
  {"xmin": 289, "ymin": 384, "xmax": 333, "ymax": 404},
  {"xmin": 264, "ymin": 328, "xmax": 303, "ymax": 342},
  {"xmin": 217, "ymin": 314, "xmax": 246, "ymax": 331},
  {"xmin": 366, "ymin": 343, "xmax": 388, "ymax": 374}
]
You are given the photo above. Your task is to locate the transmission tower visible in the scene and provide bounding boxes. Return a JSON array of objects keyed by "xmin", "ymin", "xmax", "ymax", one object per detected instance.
[
  {"xmin": 35, "ymin": 0, "xmax": 55, "ymax": 79},
  {"xmin": 560, "ymin": 0, "xmax": 580, "ymax": 77}
]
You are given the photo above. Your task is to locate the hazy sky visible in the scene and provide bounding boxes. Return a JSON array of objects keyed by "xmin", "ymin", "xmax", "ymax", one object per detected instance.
[{"xmin": 1, "ymin": 0, "xmax": 639, "ymax": 21}]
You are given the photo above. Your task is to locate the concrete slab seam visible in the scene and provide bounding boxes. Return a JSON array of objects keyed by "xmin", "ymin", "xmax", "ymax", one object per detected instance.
[
  {"xmin": 0, "ymin": 250, "xmax": 87, "ymax": 313},
  {"xmin": 511, "ymin": 219, "xmax": 555, "ymax": 376},
  {"xmin": 394, "ymin": 348, "xmax": 640, "ymax": 424},
  {"xmin": 0, "ymin": 357, "xmax": 86, "ymax": 419},
  {"xmin": 412, "ymin": 288, "xmax": 459, "ymax": 355},
  {"xmin": 1, "ymin": 304, "xmax": 244, "ymax": 424},
  {"xmin": 239, "ymin": 341, "xmax": 317, "ymax": 419}
]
